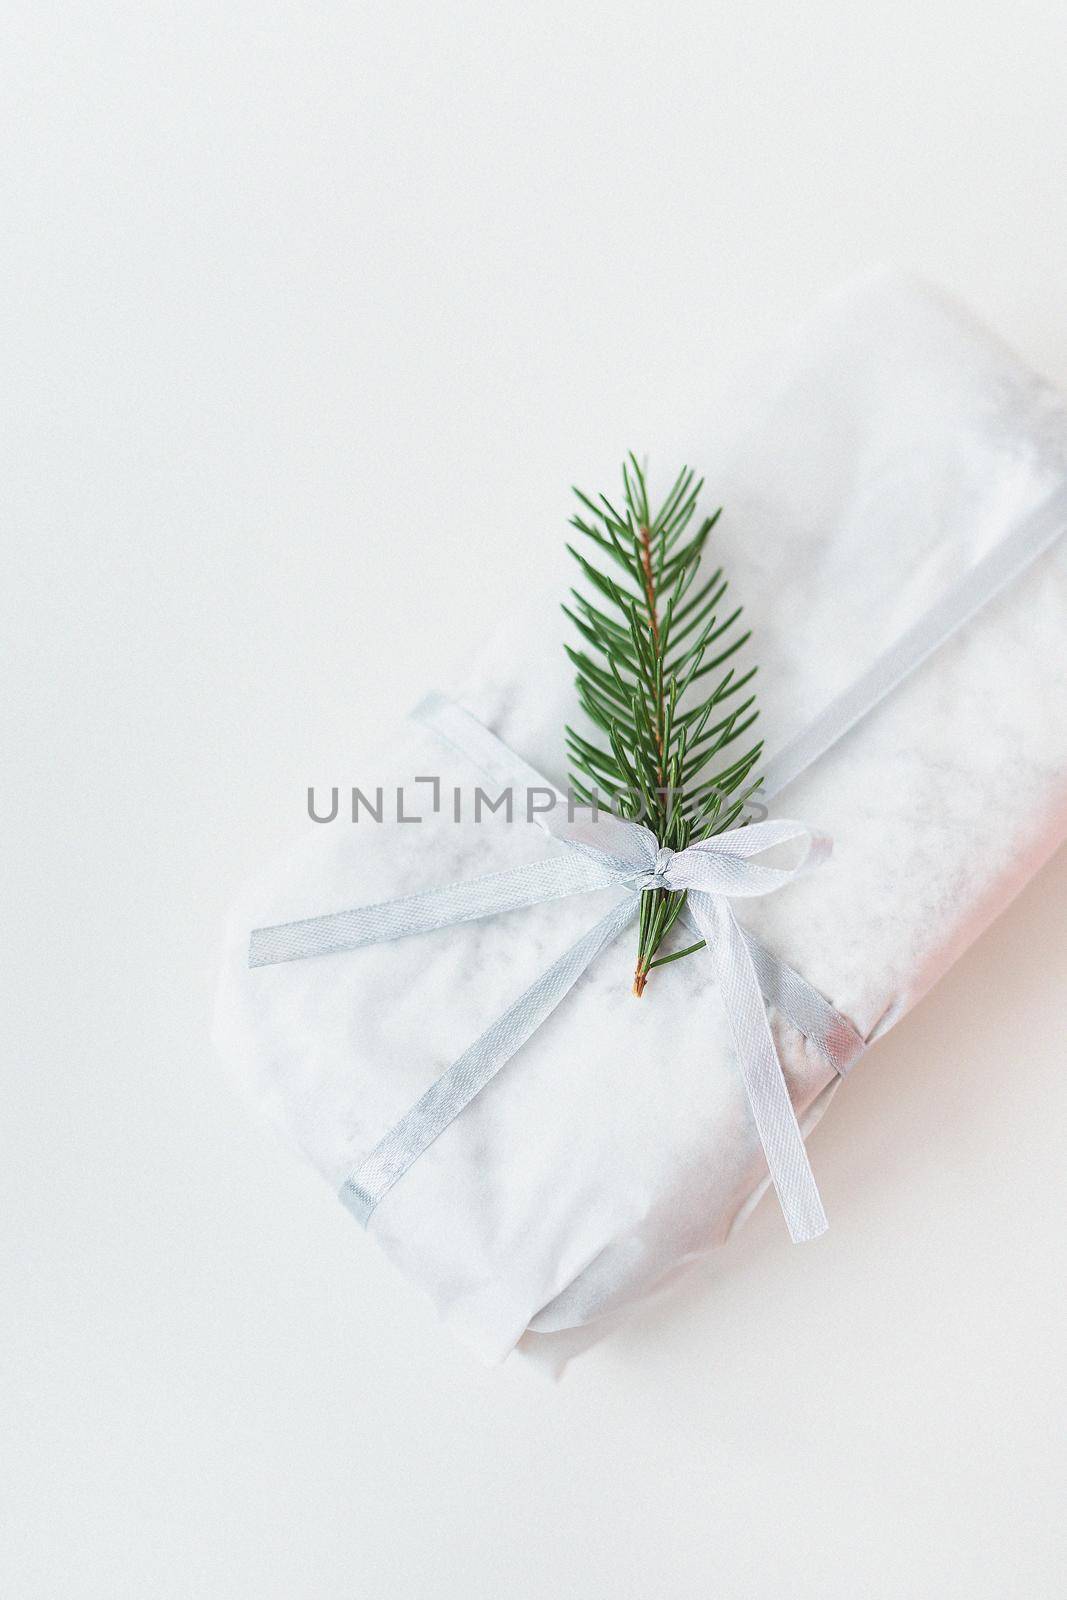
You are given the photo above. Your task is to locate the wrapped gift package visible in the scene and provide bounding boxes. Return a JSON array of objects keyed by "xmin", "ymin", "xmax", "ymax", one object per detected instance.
[{"xmin": 214, "ymin": 272, "xmax": 1067, "ymax": 1365}]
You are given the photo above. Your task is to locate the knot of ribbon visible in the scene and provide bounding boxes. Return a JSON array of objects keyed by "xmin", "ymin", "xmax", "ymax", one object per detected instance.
[{"xmin": 636, "ymin": 843, "xmax": 676, "ymax": 891}]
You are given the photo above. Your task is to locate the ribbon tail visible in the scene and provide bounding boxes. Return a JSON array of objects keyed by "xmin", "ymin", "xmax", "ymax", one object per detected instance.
[{"xmin": 688, "ymin": 891, "xmax": 828, "ymax": 1242}]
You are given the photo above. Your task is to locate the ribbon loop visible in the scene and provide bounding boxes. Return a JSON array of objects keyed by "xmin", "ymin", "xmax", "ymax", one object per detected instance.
[
  {"xmin": 661, "ymin": 823, "xmax": 831, "ymax": 897},
  {"xmin": 639, "ymin": 845, "xmax": 676, "ymax": 892}
]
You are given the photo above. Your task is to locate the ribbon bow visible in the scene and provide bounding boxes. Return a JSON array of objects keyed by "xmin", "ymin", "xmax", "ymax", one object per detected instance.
[
  {"xmin": 247, "ymin": 482, "xmax": 1067, "ymax": 1254},
  {"xmin": 250, "ymin": 699, "xmax": 857, "ymax": 1246}
]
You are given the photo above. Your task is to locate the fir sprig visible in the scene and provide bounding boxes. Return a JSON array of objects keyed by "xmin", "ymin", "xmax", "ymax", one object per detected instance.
[{"xmin": 564, "ymin": 456, "xmax": 763, "ymax": 995}]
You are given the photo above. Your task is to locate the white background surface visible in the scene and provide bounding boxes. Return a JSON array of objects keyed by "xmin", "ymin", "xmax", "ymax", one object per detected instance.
[{"xmin": 3, "ymin": 4, "xmax": 1066, "ymax": 1596}]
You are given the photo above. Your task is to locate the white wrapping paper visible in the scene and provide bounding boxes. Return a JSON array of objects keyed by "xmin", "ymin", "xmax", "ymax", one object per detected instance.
[{"xmin": 214, "ymin": 273, "xmax": 1067, "ymax": 1364}]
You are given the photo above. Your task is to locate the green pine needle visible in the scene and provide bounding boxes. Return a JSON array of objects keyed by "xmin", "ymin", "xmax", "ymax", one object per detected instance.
[{"xmin": 563, "ymin": 458, "xmax": 762, "ymax": 995}]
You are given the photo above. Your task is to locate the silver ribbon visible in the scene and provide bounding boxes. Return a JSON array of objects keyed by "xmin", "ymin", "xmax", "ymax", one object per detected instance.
[
  {"xmin": 757, "ymin": 483, "xmax": 1067, "ymax": 799},
  {"xmin": 251, "ymin": 711, "xmax": 856, "ymax": 1243},
  {"xmin": 339, "ymin": 816, "xmax": 831, "ymax": 1238},
  {"xmin": 250, "ymin": 480, "xmax": 1067, "ymax": 1249}
]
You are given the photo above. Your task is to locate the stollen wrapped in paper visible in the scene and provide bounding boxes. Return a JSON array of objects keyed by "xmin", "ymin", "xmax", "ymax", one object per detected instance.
[{"xmin": 213, "ymin": 272, "xmax": 1067, "ymax": 1365}]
